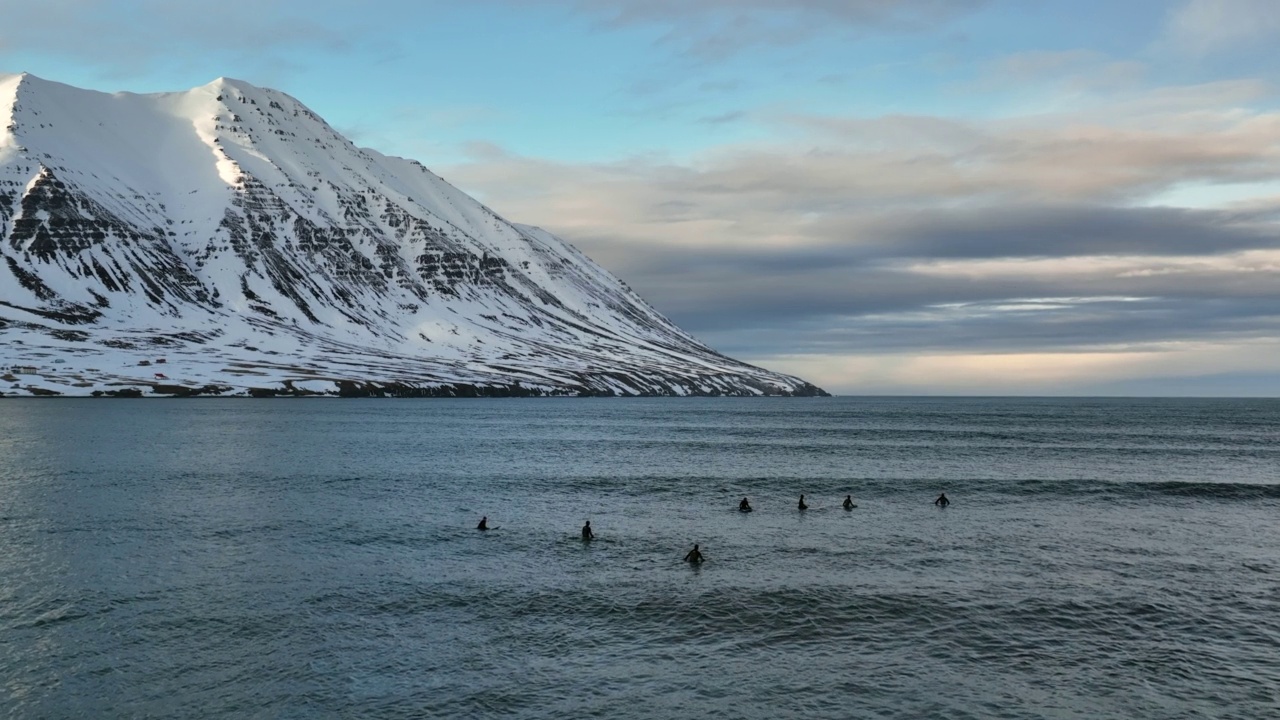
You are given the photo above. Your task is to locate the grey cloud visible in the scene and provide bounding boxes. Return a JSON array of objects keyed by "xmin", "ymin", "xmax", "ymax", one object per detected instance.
[
  {"xmin": 765, "ymin": 112, "xmax": 1280, "ymax": 206},
  {"xmin": 642, "ymin": 256, "xmax": 1280, "ymax": 331},
  {"xmin": 442, "ymin": 93, "xmax": 1280, "ymax": 372},
  {"xmin": 597, "ymin": 206, "xmax": 1280, "ymax": 283},
  {"xmin": 697, "ymin": 110, "xmax": 747, "ymax": 125},
  {"xmin": 0, "ymin": 0, "xmax": 372, "ymax": 79},
  {"xmin": 830, "ymin": 205, "xmax": 1280, "ymax": 260},
  {"xmin": 977, "ymin": 50, "xmax": 1147, "ymax": 93},
  {"xmin": 1164, "ymin": 0, "xmax": 1280, "ymax": 56},
  {"xmin": 510, "ymin": 0, "xmax": 988, "ymax": 59},
  {"xmin": 687, "ymin": 289, "xmax": 1280, "ymax": 358},
  {"xmin": 695, "ymin": 249, "xmax": 1271, "ymax": 304},
  {"xmin": 561, "ymin": 204, "xmax": 1280, "ymax": 359},
  {"xmin": 576, "ymin": 0, "xmax": 985, "ymax": 26},
  {"xmin": 445, "ymin": 85, "xmax": 1280, "ymax": 239}
]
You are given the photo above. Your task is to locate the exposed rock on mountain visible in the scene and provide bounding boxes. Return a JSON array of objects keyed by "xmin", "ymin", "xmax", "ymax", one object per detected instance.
[{"xmin": 0, "ymin": 73, "xmax": 826, "ymax": 397}]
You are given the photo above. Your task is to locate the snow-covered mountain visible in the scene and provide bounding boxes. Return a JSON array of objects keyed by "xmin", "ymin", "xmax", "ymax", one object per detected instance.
[{"xmin": 0, "ymin": 73, "xmax": 825, "ymax": 397}]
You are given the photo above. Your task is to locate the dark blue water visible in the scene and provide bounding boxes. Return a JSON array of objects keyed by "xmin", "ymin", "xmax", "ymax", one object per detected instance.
[{"xmin": 1, "ymin": 397, "xmax": 1277, "ymax": 718}]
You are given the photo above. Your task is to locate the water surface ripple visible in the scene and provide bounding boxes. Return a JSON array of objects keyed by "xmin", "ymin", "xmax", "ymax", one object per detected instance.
[{"xmin": 1, "ymin": 397, "xmax": 1277, "ymax": 718}]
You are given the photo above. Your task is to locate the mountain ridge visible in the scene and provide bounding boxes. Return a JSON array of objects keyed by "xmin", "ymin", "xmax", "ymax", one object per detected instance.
[{"xmin": 0, "ymin": 73, "xmax": 827, "ymax": 398}]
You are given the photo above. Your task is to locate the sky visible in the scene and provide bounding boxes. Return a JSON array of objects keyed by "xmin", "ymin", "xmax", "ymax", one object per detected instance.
[{"xmin": 2, "ymin": 0, "xmax": 1278, "ymax": 395}]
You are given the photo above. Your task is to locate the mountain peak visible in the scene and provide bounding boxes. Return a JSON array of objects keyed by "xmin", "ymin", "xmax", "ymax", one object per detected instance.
[
  {"xmin": 203, "ymin": 76, "xmax": 259, "ymax": 94},
  {"xmin": 0, "ymin": 73, "xmax": 27, "ymax": 146},
  {"xmin": 0, "ymin": 74, "xmax": 826, "ymax": 398},
  {"xmin": 1, "ymin": 71, "xmax": 34, "ymax": 85}
]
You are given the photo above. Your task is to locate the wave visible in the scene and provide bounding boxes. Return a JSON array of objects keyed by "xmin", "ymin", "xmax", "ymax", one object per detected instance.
[
  {"xmin": 532, "ymin": 473, "xmax": 1280, "ymax": 502},
  {"xmin": 963, "ymin": 478, "xmax": 1280, "ymax": 501},
  {"xmin": 846, "ymin": 477, "xmax": 1280, "ymax": 501}
]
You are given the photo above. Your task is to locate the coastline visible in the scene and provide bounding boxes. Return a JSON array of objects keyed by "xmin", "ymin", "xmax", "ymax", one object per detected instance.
[{"xmin": 0, "ymin": 378, "xmax": 832, "ymax": 398}]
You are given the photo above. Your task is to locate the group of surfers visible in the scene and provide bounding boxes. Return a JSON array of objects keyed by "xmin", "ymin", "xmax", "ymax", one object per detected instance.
[
  {"xmin": 474, "ymin": 492, "xmax": 952, "ymax": 565},
  {"xmin": 739, "ymin": 493, "xmax": 861, "ymax": 512},
  {"xmin": 739, "ymin": 492, "xmax": 950, "ymax": 513}
]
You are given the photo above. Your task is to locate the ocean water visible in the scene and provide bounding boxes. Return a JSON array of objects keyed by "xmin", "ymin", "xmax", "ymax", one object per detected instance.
[{"xmin": 0, "ymin": 397, "xmax": 1277, "ymax": 719}]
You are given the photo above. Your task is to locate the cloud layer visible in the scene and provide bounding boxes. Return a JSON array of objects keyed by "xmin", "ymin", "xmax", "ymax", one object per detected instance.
[
  {"xmin": 0, "ymin": 0, "xmax": 368, "ymax": 79},
  {"xmin": 1164, "ymin": 0, "xmax": 1280, "ymax": 56},
  {"xmin": 553, "ymin": 0, "xmax": 988, "ymax": 57},
  {"xmin": 442, "ymin": 74, "xmax": 1280, "ymax": 393}
]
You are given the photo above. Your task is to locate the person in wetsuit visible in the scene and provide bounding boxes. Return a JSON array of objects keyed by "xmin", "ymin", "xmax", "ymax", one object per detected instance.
[
  {"xmin": 739, "ymin": 497, "xmax": 752, "ymax": 512},
  {"xmin": 477, "ymin": 516, "xmax": 488, "ymax": 530},
  {"xmin": 684, "ymin": 544, "xmax": 704, "ymax": 563},
  {"xmin": 582, "ymin": 520, "xmax": 595, "ymax": 541},
  {"xmin": 934, "ymin": 493, "xmax": 950, "ymax": 507},
  {"xmin": 798, "ymin": 494, "xmax": 808, "ymax": 511},
  {"xmin": 843, "ymin": 495, "xmax": 855, "ymax": 510}
]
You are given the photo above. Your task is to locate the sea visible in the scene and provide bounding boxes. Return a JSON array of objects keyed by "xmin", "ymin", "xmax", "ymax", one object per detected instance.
[{"xmin": 1, "ymin": 397, "xmax": 1277, "ymax": 719}]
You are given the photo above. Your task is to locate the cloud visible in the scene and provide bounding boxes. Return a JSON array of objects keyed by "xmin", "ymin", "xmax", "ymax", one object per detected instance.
[
  {"xmin": 0, "ymin": 0, "xmax": 370, "ymax": 79},
  {"xmin": 575, "ymin": 0, "xmax": 984, "ymax": 26},
  {"xmin": 697, "ymin": 110, "xmax": 748, "ymax": 125},
  {"xmin": 977, "ymin": 50, "xmax": 1147, "ymax": 94},
  {"xmin": 834, "ymin": 206, "xmax": 1280, "ymax": 260},
  {"xmin": 756, "ymin": 339, "xmax": 1280, "ymax": 395},
  {"xmin": 451, "ymin": 89, "xmax": 1280, "ymax": 255},
  {"xmin": 443, "ymin": 79, "xmax": 1280, "ymax": 390},
  {"xmin": 1165, "ymin": 0, "xmax": 1280, "ymax": 56},
  {"xmin": 630, "ymin": 245, "xmax": 1280, "ymax": 354},
  {"xmin": 515, "ymin": 0, "xmax": 988, "ymax": 59}
]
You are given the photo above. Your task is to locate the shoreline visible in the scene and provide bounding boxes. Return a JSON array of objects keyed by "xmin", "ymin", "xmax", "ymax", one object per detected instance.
[{"xmin": 0, "ymin": 379, "xmax": 833, "ymax": 399}]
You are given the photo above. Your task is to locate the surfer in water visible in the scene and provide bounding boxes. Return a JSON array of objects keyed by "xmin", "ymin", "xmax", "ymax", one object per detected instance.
[
  {"xmin": 798, "ymin": 494, "xmax": 808, "ymax": 511},
  {"xmin": 739, "ymin": 497, "xmax": 752, "ymax": 512},
  {"xmin": 843, "ymin": 495, "xmax": 855, "ymax": 510},
  {"xmin": 582, "ymin": 520, "xmax": 595, "ymax": 541},
  {"xmin": 476, "ymin": 516, "xmax": 488, "ymax": 530},
  {"xmin": 934, "ymin": 493, "xmax": 950, "ymax": 508},
  {"xmin": 684, "ymin": 544, "xmax": 704, "ymax": 564}
]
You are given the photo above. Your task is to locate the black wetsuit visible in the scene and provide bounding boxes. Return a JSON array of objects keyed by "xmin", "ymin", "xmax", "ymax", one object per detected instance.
[{"xmin": 935, "ymin": 494, "xmax": 950, "ymax": 507}]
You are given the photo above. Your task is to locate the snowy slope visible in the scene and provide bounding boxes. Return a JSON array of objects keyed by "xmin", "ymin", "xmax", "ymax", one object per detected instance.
[{"xmin": 0, "ymin": 73, "xmax": 826, "ymax": 397}]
